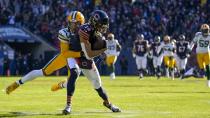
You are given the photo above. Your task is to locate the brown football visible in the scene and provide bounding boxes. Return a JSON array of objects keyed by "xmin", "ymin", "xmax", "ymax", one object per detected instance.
[{"xmin": 92, "ymin": 39, "xmax": 106, "ymax": 50}]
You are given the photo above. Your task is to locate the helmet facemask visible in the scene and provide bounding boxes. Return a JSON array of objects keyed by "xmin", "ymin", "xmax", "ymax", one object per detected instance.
[
  {"xmin": 201, "ymin": 24, "xmax": 210, "ymax": 36},
  {"xmin": 107, "ymin": 33, "xmax": 114, "ymax": 40},
  {"xmin": 201, "ymin": 29, "xmax": 209, "ymax": 36},
  {"xmin": 164, "ymin": 35, "xmax": 170, "ymax": 44},
  {"xmin": 68, "ymin": 20, "xmax": 81, "ymax": 33},
  {"xmin": 89, "ymin": 10, "xmax": 109, "ymax": 34}
]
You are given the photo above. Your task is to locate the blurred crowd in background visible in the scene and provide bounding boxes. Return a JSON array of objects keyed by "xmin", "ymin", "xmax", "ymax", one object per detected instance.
[{"xmin": 0, "ymin": 0, "xmax": 209, "ymax": 76}]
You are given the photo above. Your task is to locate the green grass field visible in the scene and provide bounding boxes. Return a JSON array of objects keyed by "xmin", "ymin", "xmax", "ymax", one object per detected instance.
[{"xmin": 1, "ymin": 76, "xmax": 210, "ymax": 118}]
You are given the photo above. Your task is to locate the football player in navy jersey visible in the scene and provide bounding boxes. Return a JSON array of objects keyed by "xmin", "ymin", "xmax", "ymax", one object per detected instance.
[
  {"xmin": 59, "ymin": 10, "xmax": 121, "ymax": 114},
  {"xmin": 175, "ymin": 35, "xmax": 191, "ymax": 79},
  {"xmin": 133, "ymin": 34, "xmax": 149, "ymax": 78},
  {"xmin": 151, "ymin": 36, "xmax": 161, "ymax": 78}
]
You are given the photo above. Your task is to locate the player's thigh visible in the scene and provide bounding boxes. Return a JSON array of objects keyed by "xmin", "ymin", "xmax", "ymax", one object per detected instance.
[
  {"xmin": 157, "ymin": 55, "xmax": 163, "ymax": 66},
  {"xmin": 66, "ymin": 58, "xmax": 81, "ymax": 77},
  {"xmin": 174, "ymin": 59, "xmax": 177, "ymax": 67},
  {"xmin": 180, "ymin": 58, "xmax": 187, "ymax": 69},
  {"xmin": 168, "ymin": 58, "xmax": 175, "ymax": 68},
  {"xmin": 136, "ymin": 56, "xmax": 141, "ymax": 69},
  {"xmin": 42, "ymin": 54, "xmax": 67, "ymax": 75},
  {"xmin": 204, "ymin": 52, "xmax": 210, "ymax": 65},
  {"xmin": 82, "ymin": 63, "xmax": 101, "ymax": 89},
  {"xmin": 142, "ymin": 57, "xmax": 147, "ymax": 69},
  {"xmin": 164, "ymin": 56, "xmax": 169, "ymax": 67},
  {"xmin": 67, "ymin": 58, "xmax": 78, "ymax": 69},
  {"xmin": 175, "ymin": 57, "xmax": 181, "ymax": 69},
  {"xmin": 112, "ymin": 56, "xmax": 117, "ymax": 64},
  {"xmin": 196, "ymin": 53, "xmax": 204, "ymax": 69},
  {"xmin": 153, "ymin": 57, "xmax": 158, "ymax": 68},
  {"xmin": 106, "ymin": 56, "xmax": 117, "ymax": 66}
]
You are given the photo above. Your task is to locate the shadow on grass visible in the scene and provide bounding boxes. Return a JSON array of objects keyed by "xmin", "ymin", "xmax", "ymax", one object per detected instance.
[
  {"xmin": 112, "ymin": 85, "xmax": 181, "ymax": 88},
  {"xmin": 0, "ymin": 111, "xmax": 119, "ymax": 117},
  {"xmin": 148, "ymin": 91, "xmax": 210, "ymax": 93},
  {"xmin": 0, "ymin": 112, "xmax": 62, "ymax": 117},
  {"xmin": 85, "ymin": 111, "xmax": 118, "ymax": 114}
]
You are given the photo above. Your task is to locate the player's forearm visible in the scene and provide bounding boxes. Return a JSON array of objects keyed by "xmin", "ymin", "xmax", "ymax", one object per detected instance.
[
  {"xmin": 87, "ymin": 48, "xmax": 107, "ymax": 58},
  {"xmin": 117, "ymin": 44, "xmax": 122, "ymax": 51},
  {"xmin": 189, "ymin": 42, "xmax": 195, "ymax": 50},
  {"xmin": 81, "ymin": 42, "xmax": 106, "ymax": 59}
]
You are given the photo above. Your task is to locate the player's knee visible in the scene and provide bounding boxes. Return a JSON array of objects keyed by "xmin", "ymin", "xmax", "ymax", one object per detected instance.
[
  {"xmin": 68, "ymin": 68, "xmax": 79, "ymax": 82},
  {"xmin": 41, "ymin": 68, "xmax": 51, "ymax": 76},
  {"xmin": 67, "ymin": 68, "xmax": 79, "ymax": 96},
  {"xmin": 92, "ymin": 79, "xmax": 101, "ymax": 89},
  {"xmin": 94, "ymin": 82, "xmax": 101, "ymax": 89}
]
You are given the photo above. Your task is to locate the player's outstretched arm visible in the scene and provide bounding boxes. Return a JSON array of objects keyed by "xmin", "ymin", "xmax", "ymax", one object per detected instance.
[{"xmin": 79, "ymin": 30, "xmax": 107, "ymax": 59}]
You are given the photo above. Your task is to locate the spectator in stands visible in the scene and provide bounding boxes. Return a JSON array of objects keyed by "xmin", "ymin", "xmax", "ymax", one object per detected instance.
[
  {"xmin": 1, "ymin": 0, "xmax": 209, "ymax": 47},
  {"xmin": 15, "ymin": 53, "xmax": 23, "ymax": 75},
  {"xmin": 3, "ymin": 56, "xmax": 9, "ymax": 76},
  {"xmin": 9, "ymin": 58, "xmax": 16, "ymax": 76},
  {"xmin": 0, "ymin": 0, "xmax": 210, "ymax": 75}
]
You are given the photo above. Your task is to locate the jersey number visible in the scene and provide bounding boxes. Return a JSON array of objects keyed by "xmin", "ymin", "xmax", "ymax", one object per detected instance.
[
  {"xmin": 178, "ymin": 46, "xmax": 185, "ymax": 53},
  {"xmin": 199, "ymin": 40, "xmax": 209, "ymax": 47},
  {"xmin": 108, "ymin": 45, "xmax": 116, "ymax": 50},
  {"xmin": 137, "ymin": 45, "xmax": 145, "ymax": 52}
]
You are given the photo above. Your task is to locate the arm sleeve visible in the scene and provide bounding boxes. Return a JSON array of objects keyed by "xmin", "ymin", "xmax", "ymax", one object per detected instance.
[
  {"xmin": 60, "ymin": 41, "xmax": 81, "ymax": 58},
  {"xmin": 190, "ymin": 32, "xmax": 200, "ymax": 50},
  {"xmin": 59, "ymin": 29, "xmax": 81, "ymax": 58},
  {"xmin": 58, "ymin": 29, "xmax": 69, "ymax": 43},
  {"xmin": 157, "ymin": 43, "xmax": 163, "ymax": 54}
]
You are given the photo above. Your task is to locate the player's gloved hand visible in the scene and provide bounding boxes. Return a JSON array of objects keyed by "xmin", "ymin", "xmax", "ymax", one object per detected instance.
[
  {"xmin": 80, "ymin": 52, "xmax": 85, "ymax": 57},
  {"xmin": 132, "ymin": 53, "xmax": 136, "ymax": 58},
  {"xmin": 100, "ymin": 53, "xmax": 106, "ymax": 60}
]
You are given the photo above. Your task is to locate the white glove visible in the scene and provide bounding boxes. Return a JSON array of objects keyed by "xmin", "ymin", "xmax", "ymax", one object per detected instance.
[{"xmin": 132, "ymin": 53, "xmax": 136, "ymax": 58}]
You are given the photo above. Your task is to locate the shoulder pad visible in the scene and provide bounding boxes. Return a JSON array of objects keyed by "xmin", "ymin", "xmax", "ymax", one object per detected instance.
[
  {"xmin": 195, "ymin": 32, "xmax": 202, "ymax": 37},
  {"xmin": 58, "ymin": 28, "xmax": 69, "ymax": 42},
  {"xmin": 80, "ymin": 23, "xmax": 92, "ymax": 33}
]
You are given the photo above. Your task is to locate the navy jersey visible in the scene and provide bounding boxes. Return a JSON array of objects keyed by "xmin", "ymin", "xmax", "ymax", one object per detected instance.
[
  {"xmin": 58, "ymin": 28, "xmax": 81, "ymax": 51},
  {"xmin": 176, "ymin": 41, "xmax": 189, "ymax": 59},
  {"xmin": 151, "ymin": 42, "xmax": 160, "ymax": 56},
  {"xmin": 79, "ymin": 23, "xmax": 99, "ymax": 50},
  {"xmin": 69, "ymin": 34, "xmax": 81, "ymax": 51},
  {"xmin": 134, "ymin": 40, "xmax": 148, "ymax": 56}
]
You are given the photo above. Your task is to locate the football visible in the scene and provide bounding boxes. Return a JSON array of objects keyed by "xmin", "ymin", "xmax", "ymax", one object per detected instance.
[{"xmin": 92, "ymin": 36, "xmax": 106, "ymax": 50}]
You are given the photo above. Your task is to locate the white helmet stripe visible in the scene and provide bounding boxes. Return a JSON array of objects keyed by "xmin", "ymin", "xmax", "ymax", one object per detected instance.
[{"xmin": 72, "ymin": 11, "xmax": 77, "ymax": 20}]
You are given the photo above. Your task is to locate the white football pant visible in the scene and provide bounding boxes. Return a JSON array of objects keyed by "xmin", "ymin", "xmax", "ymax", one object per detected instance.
[
  {"xmin": 67, "ymin": 58, "xmax": 102, "ymax": 89},
  {"xmin": 175, "ymin": 56, "xmax": 187, "ymax": 70},
  {"xmin": 153, "ymin": 56, "xmax": 159, "ymax": 68},
  {"xmin": 135, "ymin": 55, "xmax": 147, "ymax": 70}
]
